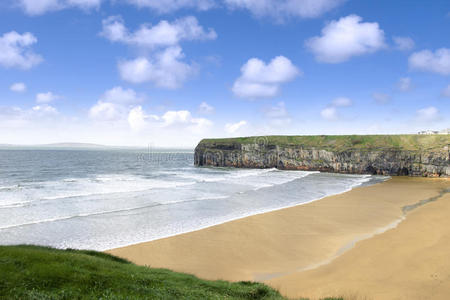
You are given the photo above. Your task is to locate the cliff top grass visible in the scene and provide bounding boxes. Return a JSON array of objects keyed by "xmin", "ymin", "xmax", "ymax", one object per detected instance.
[
  {"xmin": 0, "ymin": 245, "xmax": 342, "ymax": 300},
  {"xmin": 198, "ymin": 134, "xmax": 450, "ymax": 152}
]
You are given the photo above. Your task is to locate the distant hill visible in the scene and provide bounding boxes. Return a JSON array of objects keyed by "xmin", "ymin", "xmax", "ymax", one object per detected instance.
[
  {"xmin": 38, "ymin": 143, "xmax": 111, "ymax": 149},
  {"xmin": 0, "ymin": 142, "xmax": 113, "ymax": 150},
  {"xmin": 0, "ymin": 143, "xmax": 195, "ymax": 152}
]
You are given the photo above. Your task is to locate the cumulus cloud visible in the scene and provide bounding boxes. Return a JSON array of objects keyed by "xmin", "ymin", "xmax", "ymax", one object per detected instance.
[
  {"xmin": 224, "ymin": 0, "xmax": 345, "ymax": 20},
  {"xmin": 306, "ymin": 15, "xmax": 386, "ymax": 63},
  {"xmin": 99, "ymin": 86, "xmax": 142, "ymax": 104},
  {"xmin": 36, "ymin": 92, "xmax": 60, "ymax": 103},
  {"xmin": 225, "ymin": 120, "xmax": 247, "ymax": 133},
  {"xmin": 393, "ymin": 36, "xmax": 414, "ymax": 51},
  {"xmin": 232, "ymin": 56, "xmax": 300, "ymax": 99},
  {"xmin": 397, "ymin": 77, "xmax": 412, "ymax": 92},
  {"xmin": 415, "ymin": 106, "xmax": 441, "ymax": 122},
  {"xmin": 161, "ymin": 110, "xmax": 211, "ymax": 128},
  {"xmin": 118, "ymin": 47, "xmax": 195, "ymax": 89},
  {"xmin": 89, "ymin": 86, "xmax": 142, "ymax": 121},
  {"xmin": 127, "ymin": 106, "xmax": 150, "ymax": 131},
  {"xmin": 198, "ymin": 102, "xmax": 214, "ymax": 114},
  {"xmin": 102, "ymin": 16, "xmax": 214, "ymax": 89},
  {"xmin": 321, "ymin": 97, "xmax": 352, "ymax": 121},
  {"xmin": 89, "ymin": 101, "xmax": 124, "ymax": 121},
  {"xmin": 122, "ymin": 0, "xmax": 215, "ymax": 13},
  {"xmin": 0, "ymin": 31, "xmax": 43, "ymax": 69},
  {"xmin": 89, "ymin": 87, "xmax": 212, "ymax": 134},
  {"xmin": 10, "ymin": 82, "xmax": 27, "ymax": 93},
  {"xmin": 127, "ymin": 108, "xmax": 212, "ymax": 132},
  {"xmin": 441, "ymin": 85, "xmax": 450, "ymax": 98},
  {"xmin": 409, "ymin": 48, "xmax": 450, "ymax": 75},
  {"xmin": 17, "ymin": 0, "xmax": 101, "ymax": 15},
  {"xmin": 372, "ymin": 92, "xmax": 390, "ymax": 104},
  {"xmin": 101, "ymin": 15, "xmax": 217, "ymax": 49}
]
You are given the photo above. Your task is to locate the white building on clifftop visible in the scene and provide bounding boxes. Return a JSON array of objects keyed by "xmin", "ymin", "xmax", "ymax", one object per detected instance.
[{"xmin": 418, "ymin": 129, "xmax": 449, "ymax": 135}]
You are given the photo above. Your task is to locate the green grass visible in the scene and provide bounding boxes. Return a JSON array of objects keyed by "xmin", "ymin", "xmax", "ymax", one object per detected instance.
[
  {"xmin": 198, "ymin": 134, "xmax": 449, "ymax": 152},
  {"xmin": 0, "ymin": 245, "xmax": 343, "ymax": 300}
]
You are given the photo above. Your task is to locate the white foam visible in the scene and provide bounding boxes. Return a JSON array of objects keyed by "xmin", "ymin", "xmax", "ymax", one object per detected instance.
[
  {"xmin": 0, "ymin": 185, "xmax": 19, "ymax": 191},
  {"xmin": 94, "ymin": 175, "xmax": 377, "ymax": 251},
  {"xmin": 39, "ymin": 175, "xmax": 196, "ymax": 201}
]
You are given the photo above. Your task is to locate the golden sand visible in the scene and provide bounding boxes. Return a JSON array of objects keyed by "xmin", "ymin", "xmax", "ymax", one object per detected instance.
[{"xmin": 108, "ymin": 177, "xmax": 450, "ymax": 299}]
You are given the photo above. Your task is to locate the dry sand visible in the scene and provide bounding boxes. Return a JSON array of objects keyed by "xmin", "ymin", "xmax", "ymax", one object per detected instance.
[{"xmin": 108, "ymin": 177, "xmax": 450, "ymax": 299}]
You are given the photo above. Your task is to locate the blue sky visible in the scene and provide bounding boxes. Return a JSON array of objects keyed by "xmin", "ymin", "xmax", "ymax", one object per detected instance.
[{"xmin": 0, "ymin": 0, "xmax": 449, "ymax": 147}]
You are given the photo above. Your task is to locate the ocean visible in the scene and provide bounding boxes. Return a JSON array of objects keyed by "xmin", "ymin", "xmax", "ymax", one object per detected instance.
[{"xmin": 0, "ymin": 148, "xmax": 387, "ymax": 250}]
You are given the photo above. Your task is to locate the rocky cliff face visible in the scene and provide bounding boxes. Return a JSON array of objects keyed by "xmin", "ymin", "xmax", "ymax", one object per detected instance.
[{"xmin": 194, "ymin": 135, "xmax": 450, "ymax": 177}]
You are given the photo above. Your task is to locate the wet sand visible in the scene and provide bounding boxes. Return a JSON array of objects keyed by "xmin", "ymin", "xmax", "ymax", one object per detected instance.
[{"xmin": 108, "ymin": 177, "xmax": 450, "ymax": 299}]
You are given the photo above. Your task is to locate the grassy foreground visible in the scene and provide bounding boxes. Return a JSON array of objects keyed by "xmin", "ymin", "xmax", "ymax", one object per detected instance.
[{"xmin": 0, "ymin": 245, "xmax": 342, "ymax": 300}]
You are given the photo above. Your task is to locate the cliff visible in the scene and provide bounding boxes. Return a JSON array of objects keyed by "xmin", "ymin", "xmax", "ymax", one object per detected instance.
[{"xmin": 194, "ymin": 135, "xmax": 450, "ymax": 177}]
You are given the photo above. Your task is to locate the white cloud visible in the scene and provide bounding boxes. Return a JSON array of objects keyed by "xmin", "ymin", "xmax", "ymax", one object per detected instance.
[
  {"xmin": 101, "ymin": 15, "xmax": 217, "ymax": 49},
  {"xmin": 99, "ymin": 86, "xmax": 142, "ymax": 104},
  {"xmin": 198, "ymin": 101, "xmax": 214, "ymax": 114},
  {"xmin": 157, "ymin": 110, "xmax": 213, "ymax": 131},
  {"xmin": 162, "ymin": 110, "xmax": 192, "ymax": 125},
  {"xmin": 89, "ymin": 101, "xmax": 124, "ymax": 121},
  {"xmin": 32, "ymin": 104, "xmax": 58, "ymax": 114},
  {"xmin": 225, "ymin": 120, "xmax": 247, "ymax": 133},
  {"xmin": 102, "ymin": 16, "xmax": 213, "ymax": 89},
  {"xmin": 232, "ymin": 82, "xmax": 279, "ymax": 99},
  {"xmin": 36, "ymin": 92, "xmax": 60, "ymax": 103},
  {"xmin": 306, "ymin": 15, "xmax": 386, "ymax": 63},
  {"xmin": 118, "ymin": 47, "xmax": 195, "ymax": 89},
  {"xmin": 224, "ymin": 0, "xmax": 345, "ymax": 20},
  {"xmin": 441, "ymin": 85, "xmax": 450, "ymax": 98},
  {"xmin": 89, "ymin": 87, "xmax": 212, "ymax": 136},
  {"xmin": 397, "ymin": 77, "xmax": 412, "ymax": 92},
  {"xmin": 0, "ymin": 104, "xmax": 59, "ymax": 132},
  {"xmin": 331, "ymin": 96, "xmax": 352, "ymax": 107},
  {"xmin": 127, "ymin": 106, "xmax": 149, "ymax": 131},
  {"xmin": 415, "ymin": 106, "xmax": 440, "ymax": 122},
  {"xmin": 320, "ymin": 106, "xmax": 337, "ymax": 121},
  {"xmin": 89, "ymin": 86, "xmax": 141, "ymax": 121},
  {"xmin": 0, "ymin": 101, "xmax": 212, "ymax": 147},
  {"xmin": 0, "ymin": 31, "xmax": 43, "ymax": 69},
  {"xmin": 18, "ymin": 0, "xmax": 101, "ymax": 15},
  {"xmin": 409, "ymin": 48, "xmax": 450, "ymax": 75},
  {"xmin": 321, "ymin": 97, "xmax": 352, "ymax": 121},
  {"xmin": 232, "ymin": 56, "xmax": 300, "ymax": 99},
  {"xmin": 393, "ymin": 36, "xmax": 414, "ymax": 51},
  {"xmin": 10, "ymin": 82, "xmax": 27, "ymax": 93},
  {"xmin": 123, "ymin": 0, "xmax": 215, "ymax": 13},
  {"xmin": 372, "ymin": 92, "xmax": 390, "ymax": 104}
]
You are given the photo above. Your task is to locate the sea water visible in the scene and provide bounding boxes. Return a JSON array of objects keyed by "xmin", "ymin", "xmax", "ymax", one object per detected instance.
[{"xmin": 0, "ymin": 148, "xmax": 387, "ymax": 250}]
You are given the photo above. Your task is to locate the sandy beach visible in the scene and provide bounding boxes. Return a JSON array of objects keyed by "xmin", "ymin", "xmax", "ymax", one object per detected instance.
[{"xmin": 108, "ymin": 177, "xmax": 450, "ymax": 299}]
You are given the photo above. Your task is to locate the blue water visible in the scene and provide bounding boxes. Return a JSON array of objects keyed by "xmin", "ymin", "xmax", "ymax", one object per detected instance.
[{"xmin": 0, "ymin": 148, "xmax": 387, "ymax": 250}]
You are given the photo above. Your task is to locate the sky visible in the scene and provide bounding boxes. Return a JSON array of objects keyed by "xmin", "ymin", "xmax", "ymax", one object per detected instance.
[{"xmin": 0, "ymin": 0, "xmax": 449, "ymax": 147}]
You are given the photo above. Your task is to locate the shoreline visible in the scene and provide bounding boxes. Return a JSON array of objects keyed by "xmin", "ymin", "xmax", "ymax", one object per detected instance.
[
  {"xmin": 99, "ymin": 172, "xmax": 378, "ymax": 251},
  {"xmin": 108, "ymin": 177, "xmax": 450, "ymax": 299}
]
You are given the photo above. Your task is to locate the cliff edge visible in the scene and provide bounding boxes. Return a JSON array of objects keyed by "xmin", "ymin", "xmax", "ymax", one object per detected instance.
[{"xmin": 194, "ymin": 135, "xmax": 450, "ymax": 177}]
